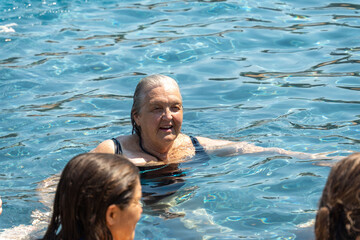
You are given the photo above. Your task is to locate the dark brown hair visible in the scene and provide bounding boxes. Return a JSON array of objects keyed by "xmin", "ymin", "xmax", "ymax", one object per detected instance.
[
  {"xmin": 41, "ymin": 153, "xmax": 139, "ymax": 240},
  {"xmin": 315, "ymin": 153, "xmax": 360, "ymax": 240},
  {"xmin": 130, "ymin": 74, "xmax": 181, "ymax": 136}
]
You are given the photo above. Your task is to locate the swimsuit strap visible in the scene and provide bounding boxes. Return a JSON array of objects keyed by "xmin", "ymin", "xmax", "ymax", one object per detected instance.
[
  {"xmin": 112, "ymin": 136, "xmax": 204, "ymax": 155},
  {"xmin": 139, "ymin": 135, "xmax": 160, "ymax": 161},
  {"xmin": 111, "ymin": 138, "xmax": 123, "ymax": 155},
  {"xmin": 189, "ymin": 136, "xmax": 206, "ymax": 153}
]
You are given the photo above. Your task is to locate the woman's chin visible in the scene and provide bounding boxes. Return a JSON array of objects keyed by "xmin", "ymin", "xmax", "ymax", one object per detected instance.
[{"xmin": 159, "ymin": 133, "xmax": 177, "ymax": 142}]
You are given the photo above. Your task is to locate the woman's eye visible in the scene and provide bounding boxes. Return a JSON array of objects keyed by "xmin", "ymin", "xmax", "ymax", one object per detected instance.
[
  {"xmin": 171, "ymin": 106, "xmax": 181, "ymax": 111},
  {"xmin": 152, "ymin": 107, "xmax": 162, "ymax": 112}
]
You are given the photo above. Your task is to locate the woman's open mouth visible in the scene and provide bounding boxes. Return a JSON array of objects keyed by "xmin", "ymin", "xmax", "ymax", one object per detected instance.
[{"xmin": 159, "ymin": 126, "xmax": 173, "ymax": 132}]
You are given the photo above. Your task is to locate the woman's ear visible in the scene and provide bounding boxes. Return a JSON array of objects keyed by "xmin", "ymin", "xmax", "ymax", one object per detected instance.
[
  {"xmin": 133, "ymin": 113, "xmax": 140, "ymax": 126},
  {"xmin": 106, "ymin": 204, "xmax": 120, "ymax": 227}
]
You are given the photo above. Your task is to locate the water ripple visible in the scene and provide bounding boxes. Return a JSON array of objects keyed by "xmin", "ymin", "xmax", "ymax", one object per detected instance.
[
  {"xmin": 4, "ymin": 92, "xmax": 132, "ymax": 113},
  {"xmin": 0, "ymin": 57, "xmax": 21, "ymax": 65},
  {"xmin": 289, "ymin": 121, "xmax": 353, "ymax": 130},
  {"xmin": 241, "ymin": 70, "xmax": 357, "ymax": 80},
  {"xmin": 5, "ymin": 58, "xmax": 50, "ymax": 69},
  {"xmin": 0, "ymin": 133, "xmax": 18, "ymax": 139},
  {"xmin": 312, "ymin": 97, "xmax": 360, "ymax": 104},
  {"xmin": 308, "ymin": 3, "xmax": 360, "ymax": 10},
  {"xmin": 337, "ymin": 86, "xmax": 360, "ymax": 91},
  {"xmin": 1, "ymin": 1, "xmax": 360, "ymax": 238}
]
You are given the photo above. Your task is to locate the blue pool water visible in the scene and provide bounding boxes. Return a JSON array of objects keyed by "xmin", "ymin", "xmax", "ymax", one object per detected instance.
[{"xmin": 0, "ymin": 0, "xmax": 359, "ymax": 239}]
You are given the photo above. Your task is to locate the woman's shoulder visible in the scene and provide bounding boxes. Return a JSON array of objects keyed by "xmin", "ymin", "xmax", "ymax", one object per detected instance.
[
  {"xmin": 91, "ymin": 139, "xmax": 115, "ymax": 153},
  {"xmin": 91, "ymin": 135, "xmax": 134, "ymax": 154}
]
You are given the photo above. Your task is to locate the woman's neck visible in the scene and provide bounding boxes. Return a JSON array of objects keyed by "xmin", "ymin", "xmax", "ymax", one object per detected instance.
[{"xmin": 139, "ymin": 135, "xmax": 177, "ymax": 161}]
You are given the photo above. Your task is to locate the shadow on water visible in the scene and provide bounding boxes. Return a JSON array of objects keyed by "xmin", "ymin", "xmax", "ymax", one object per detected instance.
[
  {"xmin": 139, "ymin": 163, "xmax": 188, "ymax": 218},
  {"xmin": 139, "ymin": 145, "xmax": 210, "ymax": 218}
]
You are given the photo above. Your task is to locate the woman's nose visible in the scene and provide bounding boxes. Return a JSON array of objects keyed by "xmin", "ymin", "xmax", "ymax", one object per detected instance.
[{"xmin": 162, "ymin": 108, "xmax": 173, "ymax": 120}]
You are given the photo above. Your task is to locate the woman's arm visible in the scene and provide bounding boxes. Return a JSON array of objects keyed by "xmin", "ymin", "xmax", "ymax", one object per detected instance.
[{"xmin": 196, "ymin": 136, "xmax": 339, "ymax": 160}]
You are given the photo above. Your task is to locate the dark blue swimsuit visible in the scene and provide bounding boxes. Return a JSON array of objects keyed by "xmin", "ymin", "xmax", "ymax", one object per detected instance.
[
  {"xmin": 111, "ymin": 136, "xmax": 210, "ymax": 205},
  {"xmin": 111, "ymin": 136, "xmax": 206, "ymax": 156}
]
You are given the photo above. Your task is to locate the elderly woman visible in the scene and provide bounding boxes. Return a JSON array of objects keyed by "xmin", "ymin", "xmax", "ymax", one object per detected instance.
[{"xmin": 92, "ymin": 74, "xmax": 324, "ymax": 165}]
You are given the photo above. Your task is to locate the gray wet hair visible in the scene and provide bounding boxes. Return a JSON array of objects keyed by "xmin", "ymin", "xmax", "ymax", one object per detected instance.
[{"xmin": 131, "ymin": 74, "xmax": 181, "ymax": 136}]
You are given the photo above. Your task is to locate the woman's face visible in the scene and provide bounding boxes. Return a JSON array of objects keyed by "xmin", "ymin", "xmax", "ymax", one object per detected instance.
[
  {"xmin": 134, "ymin": 83, "xmax": 183, "ymax": 149},
  {"xmin": 110, "ymin": 179, "xmax": 142, "ymax": 240}
]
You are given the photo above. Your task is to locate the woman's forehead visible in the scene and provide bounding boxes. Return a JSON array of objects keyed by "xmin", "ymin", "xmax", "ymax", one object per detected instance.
[
  {"xmin": 143, "ymin": 83, "xmax": 182, "ymax": 99},
  {"xmin": 147, "ymin": 89, "xmax": 182, "ymax": 104}
]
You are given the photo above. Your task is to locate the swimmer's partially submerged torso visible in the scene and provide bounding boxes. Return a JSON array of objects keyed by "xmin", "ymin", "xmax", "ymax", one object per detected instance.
[
  {"xmin": 111, "ymin": 134, "xmax": 210, "ymax": 206},
  {"xmin": 107, "ymin": 133, "xmax": 208, "ymax": 166}
]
